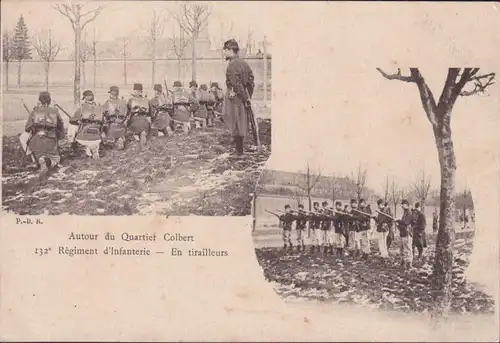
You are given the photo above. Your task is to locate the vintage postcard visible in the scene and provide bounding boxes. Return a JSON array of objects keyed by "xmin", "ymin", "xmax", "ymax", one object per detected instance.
[{"xmin": 1, "ymin": 1, "xmax": 499, "ymax": 342}]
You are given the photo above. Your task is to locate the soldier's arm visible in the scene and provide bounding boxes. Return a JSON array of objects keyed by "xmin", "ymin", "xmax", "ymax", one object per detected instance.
[
  {"xmin": 56, "ymin": 111, "xmax": 65, "ymax": 139},
  {"xmin": 247, "ymin": 65, "xmax": 255, "ymax": 98},
  {"xmin": 70, "ymin": 109, "xmax": 82, "ymax": 125},
  {"xmin": 24, "ymin": 111, "xmax": 35, "ymax": 132},
  {"xmin": 227, "ymin": 61, "xmax": 249, "ymax": 102}
]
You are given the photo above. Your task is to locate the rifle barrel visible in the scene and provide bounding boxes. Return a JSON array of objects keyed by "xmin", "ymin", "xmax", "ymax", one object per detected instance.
[{"xmin": 54, "ymin": 104, "xmax": 72, "ymax": 119}]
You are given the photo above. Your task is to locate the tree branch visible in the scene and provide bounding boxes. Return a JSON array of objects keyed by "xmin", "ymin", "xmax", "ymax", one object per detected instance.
[
  {"xmin": 459, "ymin": 72, "xmax": 496, "ymax": 96},
  {"xmin": 81, "ymin": 6, "xmax": 103, "ymax": 29},
  {"xmin": 376, "ymin": 68, "xmax": 415, "ymax": 83}
]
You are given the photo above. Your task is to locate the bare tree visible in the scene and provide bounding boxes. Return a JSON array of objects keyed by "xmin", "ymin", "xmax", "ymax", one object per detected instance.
[
  {"xmin": 3, "ymin": 30, "xmax": 13, "ymax": 91},
  {"xmin": 351, "ymin": 162, "xmax": 368, "ymax": 201},
  {"xmin": 172, "ymin": 2, "xmax": 211, "ymax": 80},
  {"xmin": 390, "ymin": 180, "xmax": 401, "ymax": 217},
  {"xmin": 171, "ymin": 23, "xmax": 189, "ymax": 81},
  {"xmin": 246, "ymin": 25, "xmax": 254, "ymax": 56},
  {"xmin": 54, "ymin": 3, "xmax": 103, "ymax": 107},
  {"xmin": 31, "ymin": 29, "xmax": 61, "ymax": 91},
  {"xmin": 79, "ymin": 31, "xmax": 93, "ymax": 88},
  {"xmin": 213, "ymin": 19, "xmax": 235, "ymax": 59},
  {"xmin": 383, "ymin": 175, "xmax": 390, "ymax": 203},
  {"xmin": 145, "ymin": 10, "xmax": 165, "ymax": 86},
  {"xmin": 120, "ymin": 36, "xmax": 131, "ymax": 85},
  {"xmin": 296, "ymin": 163, "xmax": 322, "ymax": 212},
  {"xmin": 377, "ymin": 67, "xmax": 496, "ymax": 318},
  {"xmin": 413, "ymin": 168, "xmax": 432, "ymax": 214},
  {"xmin": 328, "ymin": 174, "xmax": 338, "ymax": 205}
]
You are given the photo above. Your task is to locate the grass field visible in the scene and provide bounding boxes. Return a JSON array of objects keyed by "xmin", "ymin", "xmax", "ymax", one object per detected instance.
[
  {"xmin": 2, "ymin": 113, "xmax": 272, "ymax": 216},
  {"xmin": 254, "ymin": 229, "xmax": 494, "ymax": 315}
]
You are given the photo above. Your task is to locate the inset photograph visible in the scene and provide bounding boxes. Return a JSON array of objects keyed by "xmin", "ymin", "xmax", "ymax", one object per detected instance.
[
  {"xmin": 2, "ymin": 1, "xmax": 272, "ymax": 215},
  {"xmin": 252, "ymin": 67, "xmax": 496, "ymax": 317}
]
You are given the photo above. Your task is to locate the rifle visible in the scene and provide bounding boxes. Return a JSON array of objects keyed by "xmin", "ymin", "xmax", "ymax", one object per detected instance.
[
  {"xmin": 265, "ymin": 209, "xmax": 281, "ymax": 218},
  {"xmin": 246, "ymin": 98, "xmax": 261, "ymax": 147},
  {"xmin": 53, "ymin": 103, "xmax": 72, "ymax": 119},
  {"xmin": 375, "ymin": 209, "xmax": 396, "ymax": 221},
  {"xmin": 21, "ymin": 99, "xmax": 30, "ymax": 115},
  {"xmin": 326, "ymin": 207, "xmax": 353, "ymax": 217},
  {"xmin": 352, "ymin": 208, "xmax": 375, "ymax": 218}
]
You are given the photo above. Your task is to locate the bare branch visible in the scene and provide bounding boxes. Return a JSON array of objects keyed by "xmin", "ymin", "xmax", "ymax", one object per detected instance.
[
  {"xmin": 31, "ymin": 30, "xmax": 61, "ymax": 62},
  {"xmin": 53, "ymin": 4, "xmax": 76, "ymax": 31},
  {"xmin": 376, "ymin": 68, "xmax": 415, "ymax": 83},
  {"xmin": 81, "ymin": 6, "xmax": 103, "ymax": 29},
  {"xmin": 460, "ymin": 72, "xmax": 496, "ymax": 96}
]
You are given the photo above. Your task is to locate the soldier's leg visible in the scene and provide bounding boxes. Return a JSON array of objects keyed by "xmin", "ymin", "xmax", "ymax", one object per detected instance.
[
  {"xmin": 19, "ymin": 132, "xmax": 37, "ymax": 167},
  {"xmin": 282, "ymin": 229, "xmax": 288, "ymax": 250}
]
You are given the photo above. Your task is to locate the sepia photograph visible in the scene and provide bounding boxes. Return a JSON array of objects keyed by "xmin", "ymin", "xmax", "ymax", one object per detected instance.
[
  {"xmin": 252, "ymin": 66, "xmax": 496, "ymax": 318},
  {"xmin": 1, "ymin": 1, "xmax": 272, "ymax": 216}
]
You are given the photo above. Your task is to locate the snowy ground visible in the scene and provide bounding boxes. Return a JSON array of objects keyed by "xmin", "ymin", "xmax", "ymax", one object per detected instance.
[
  {"xmin": 2, "ymin": 119, "xmax": 271, "ymax": 216},
  {"xmin": 254, "ymin": 229, "xmax": 495, "ymax": 315}
]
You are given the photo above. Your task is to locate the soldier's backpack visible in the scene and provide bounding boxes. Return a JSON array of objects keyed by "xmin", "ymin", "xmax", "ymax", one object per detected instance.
[
  {"xmin": 104, "ymin": 99, "xmax": 127, "ymax": 118},
  {"xmin": 198, "ymin": 89, "xmax": 212, "ymax": 103},
  {"xmin": 171, "ymin": 88, "xmax": 190, "ymax": 105},
  {"xmin": 80, "ymin": 103, "xmax": 104, "ymax": 122},
  {"xmin": 33, "ymin": 106, "xmax": 59, "ymax": 129},
  {"xmin": 129, "ymin": 97, "xmax": 150, "ymax": 115}
]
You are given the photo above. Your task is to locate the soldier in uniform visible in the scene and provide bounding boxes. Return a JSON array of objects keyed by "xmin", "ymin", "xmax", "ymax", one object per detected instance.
[
  {"xmin": 357, "ymin": 199, "xmax": 372, "ymax": 260},
  {"xmin": 432, "ymin": 210, "xmax": 439, "ymax": 233},
  {"xmin": 279, "ymin": 204, "xmax": 296, "ymax": 252},
  {"xmin": 309, "ymin": 202, "xmax": 322, "ymax": 253},
  {"xmin": 375, "ymin": 199, "xmax": 391, "ymax": 258},
  {"xmin": 149, "ymin": 84, "xmax": 173, "ymax": 137},
  {"xmin": 347, "ymin": 199, "xmax": 359, "ymax": 257},
  {"xmin": 19, "ymin": 91, "xmax": 65, "ymax": 172},
  {"xmin": 127, "ymin": 83, "xmax": 151, "ymax": 147},
  {"xmin": 70, "ymin": 90, "xmax": 103, "ymax": 159},
  {"xmin": 209, "ymin": 82, "xmax": 224, "ymax": 125},
  {"xmin": 102, "ymin": 86, "xmax": 128, "ymax": 150},
  {"xmin": 321, "ymin": 201, "xmax": 334, "ymax": 254},
  {"xmin": 384, "ymin": 201, "xmax": 395, "ymax": 249},
  {"xmin": 222, "ymin": 39, "xmax": 255, "ymax": 156},
  {"xmin": 412, "ymin": 202, "xmax": 427, "ymax": 260},
  {"xmin": 332, "ymin": 201, "xmax": 348, "ymax": 258},
  {"xmin": 294, "ymin": 204, "xmax": 308, "ymax": 252},
  {"xmin": 194, "ymin": 84, "xmax": 212, "ymax": 129},
  {"xmin": 396, "ymin": 199, "xmax": 414, "ymax": 269},
  {"xmin": 188, "ymin": 81, "xmax": 201, "ymax": 128},
  {"xmin": 170, "ymin": 81, "xmax": 193, "ymax": 134}
]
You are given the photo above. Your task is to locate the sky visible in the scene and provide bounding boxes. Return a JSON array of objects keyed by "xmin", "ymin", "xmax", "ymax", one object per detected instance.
[
  {"xmin": 266, "ymin": 2, "xmax": 500, "ymax": 194},
  {"xmin": 1, "ymin": 0, "xmax": 275, "ymax": 53}
]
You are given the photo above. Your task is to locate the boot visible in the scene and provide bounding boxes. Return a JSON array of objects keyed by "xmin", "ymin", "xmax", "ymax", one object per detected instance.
[
  {"xmin": 297, "ymin": 245, "xmax": 301, "ymax": 253},
  {"xmin": 330, "ymin": 245, "xmax": 334, "ymax": 255},
  {"xmin": 236, "ymin": 136, "xmax": 244, "ymax": 155},
  {"xmin": 26, "ymin": 154, "xmax": 39, "ymax": 169},
  {"xmin": 302, "ymin": 244, "xmax": 306, "ymax": 252},
  {"xmin": 289, "ymin": 243, "xmax": 293, "ymax": 252},
  {"xmin": 323, "ymin": 246, "xmax": 328, "ymax": 255},
  {"xmin": 339, "ymin": 248, "xmax": 344, "ymax": 258},
  {"xmin": 310, "ymin": 245, "xmax": 316, "ymax": 253}
]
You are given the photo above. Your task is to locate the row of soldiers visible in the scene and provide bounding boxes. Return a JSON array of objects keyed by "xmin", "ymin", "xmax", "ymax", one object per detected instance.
[
  {"xmin": 271, "ymin": 198, "xmax": 427, "ymax": 269},
  {"xmin": 19, "ymin": 81, "xmax": 224, "ymax": 172},
  {"xmin": 18, "ymin": 38, "xmax": 255, "ymax": 173}
]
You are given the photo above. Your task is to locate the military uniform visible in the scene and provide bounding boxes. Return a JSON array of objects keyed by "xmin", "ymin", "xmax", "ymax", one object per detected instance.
[
  {"xmin": 102, "ymin": 86, "xmax": 128, "ymax": 149},
  {"xmin": 332, "ymin": 211, "xmax": 348, "ymax": 256},
  {"xmin": 356, "ymin": 205, "xmax": 372, "ymax": 257},
  {"xmin": 321, "ymin": 206, "xmax": 334, "ymax": 254},
  {"xmin": 149, "ymin": 84, "xmax": 173, "ymax": 137},
  {"xmin": 222, "ymin": 39, "xmax": 255, "ymax": 155},
  {"xmin": 127, "ymin": 83, "xmax": 151, "ymax": 146},
  {"xmin": 207, "ymin": 82, "xmax": 223, "ymax": 126},
  {"xmin": 170, "ymin": 81, "xmax": 194, "ymax": 133},
  {"xmin": 309, "ymin": 207, "xmax": 322, "ymax": 252},
  {"xmin": 20, "ymin": 92, "xmax": 65, "ymax": 171},
  {"xmin": 279, "ymin": 211, "xmax": 296, "ymax": 250},
  {"xmin": 193, "ymin": 84, "xmax": 213, "ymax": 128},
  {"xmin": 294, "ymin": 209, "xmax": 308, "ymax": 251},
  {"xmin": 375, "ymin": 204, "xmax": 392, "ymax": 258},
  {"xmin": 412, "ymin": 208, "xmax": 427, "ymax": 258},
  {"xmin": 70, "ymin": 90, "xmax": 103, "ymax": 159},
  {"xmin": 397, "ymin": 207, "xmax": 414, "ymax": 267}
]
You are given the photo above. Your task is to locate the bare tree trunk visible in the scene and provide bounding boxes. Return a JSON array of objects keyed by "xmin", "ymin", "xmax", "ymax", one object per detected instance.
[
  {"xmin": 191, "ymin": 35, "xmax": 196, "ymax": 81},
  {"xmin": 5, "ymin": 61, "xmax": 9, "ymax": 91},
  {"xmin": 17, "ymin": 60, "xmax": 21, "ymax": 86},
  {"xmin": 82, "ymin": 61, "xmax": 86, "ymax": 88},
  {"xmin": 151, "ymin": 42, "xmax": 156, "ymax": 86},
  {"xmin": 45, "ymin": 62, "xmax": 50, "ymax": 91},
  {"xmin": 123, "ymin": 56, "xmax": 127, "ymax": 85},
  {"xmin": 432, "ymin": 123, "xmax": 457, "ymax": 319},
  {"xmin": 263, "ymin": 35, "xmax": 268, "ymax": 105},
  {"xmin": 93, "ymin": 55, "xmax": 96, "ymax": 90},
  {"xmin": 177, "ymin": 57, "xmax": 181, "ymax": 80},
  {"xmin": 74, "ymin": 19, "xmax": 81, "ymax": 107}
]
